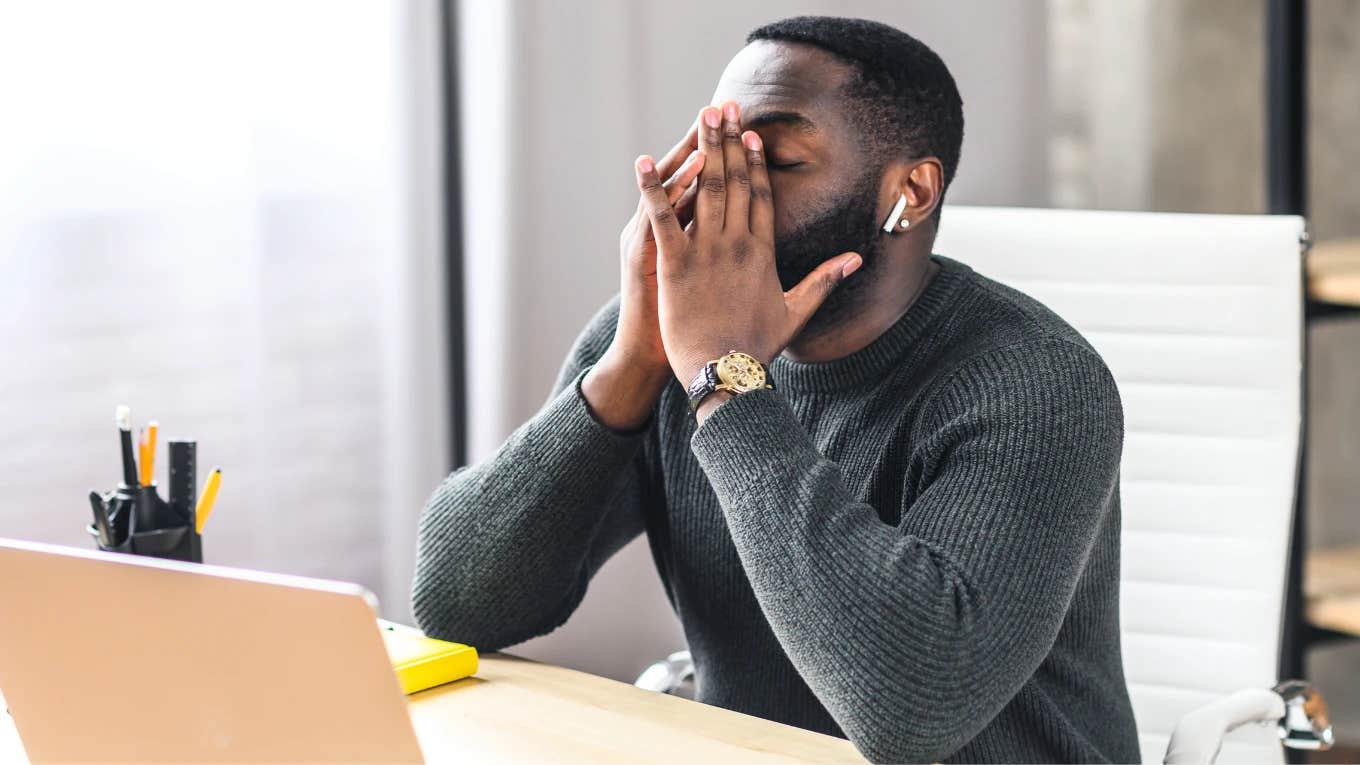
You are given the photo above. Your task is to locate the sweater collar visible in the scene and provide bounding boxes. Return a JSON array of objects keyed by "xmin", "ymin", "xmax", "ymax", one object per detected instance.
[{"xmin": 769, "ymin": 254, "xmax": 970, "ymax": 393}]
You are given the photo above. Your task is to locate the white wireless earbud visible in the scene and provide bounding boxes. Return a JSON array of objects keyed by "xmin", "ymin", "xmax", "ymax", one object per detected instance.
[{"xmin": 882, "ymin": 193, "xmax": 909, "ymax": 233}]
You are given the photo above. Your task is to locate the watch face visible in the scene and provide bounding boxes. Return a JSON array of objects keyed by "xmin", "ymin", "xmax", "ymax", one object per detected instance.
[{"xmin": 715, "ymin": 351, "xmax": 766, "ymax": 392}]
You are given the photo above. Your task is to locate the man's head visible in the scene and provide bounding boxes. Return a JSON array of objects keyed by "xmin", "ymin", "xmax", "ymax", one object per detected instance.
[{"xmin": 711, "ymin": 16, "xmax": 963, "ymax": 332}]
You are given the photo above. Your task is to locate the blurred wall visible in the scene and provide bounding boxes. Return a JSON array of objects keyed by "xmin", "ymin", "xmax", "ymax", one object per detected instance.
[
  {"xmin": 1308, "ymin": 0, "xmax": 1360, "ymax": 245},
  {"xmin": 456, "ymin": 0, "xmax": 1050, "ymax": 682},
  {"xmin": 1049, "ymin": 0, "xmax": 1265, "ymax": 213}
]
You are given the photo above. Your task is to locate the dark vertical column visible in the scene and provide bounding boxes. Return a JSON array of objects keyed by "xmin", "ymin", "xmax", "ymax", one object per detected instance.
[
  {"xmin": 1267, "ymin": 0, "xmax": 1307, "ymax": 216},
  {"xmin": 440, "ymin": 0, "xmax": 468, "ymax": 471},
  {"xmin": 1268, "ymin": 5, "xmax": 1310, "ymax": 734}
]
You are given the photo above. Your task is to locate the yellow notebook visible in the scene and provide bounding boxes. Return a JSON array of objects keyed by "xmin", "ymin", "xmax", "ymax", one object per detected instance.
[{"xmin": 378, "ymin": 620, "xmax": 479, "ymax": 695}]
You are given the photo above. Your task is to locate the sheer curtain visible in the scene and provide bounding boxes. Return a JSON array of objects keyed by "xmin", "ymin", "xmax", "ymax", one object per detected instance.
[{"xmin": 0, "ymin": 0, "xmax": 446, "ymax": 621}]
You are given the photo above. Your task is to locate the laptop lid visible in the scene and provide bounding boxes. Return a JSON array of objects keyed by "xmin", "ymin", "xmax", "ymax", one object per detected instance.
[{"xmin": 0, "ymin": 538, "xmax": 423, "ymax": 764}]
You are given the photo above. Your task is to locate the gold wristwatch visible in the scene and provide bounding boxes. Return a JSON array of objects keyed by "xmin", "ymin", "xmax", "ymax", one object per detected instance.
[{"xmin": 686, "ymin": 350, "xmax": 774, "ymax": 411}]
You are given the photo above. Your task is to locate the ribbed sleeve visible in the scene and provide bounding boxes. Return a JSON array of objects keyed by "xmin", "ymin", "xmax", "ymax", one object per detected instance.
[
  {"xmin": 689, "ymin": 339, "xmax": 1125, "ymax": 764},
  {"xmin": 411, "ymin": 297, "xmax": 652, "ymax": 651}
]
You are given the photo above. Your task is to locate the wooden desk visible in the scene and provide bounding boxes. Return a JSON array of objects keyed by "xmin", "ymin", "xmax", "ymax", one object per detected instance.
[
  {"xmin": 1305, "ymin": 544, "xmax": 1360, "ymax": 636},
  {"xmin": 413, "ymin": 654, "xmax": 863, "ymax": 763},
  {"xmin": 2, "ymin": 653, "xmax": 865, "ymax": 764},
  {"xmin": 1308, "ymin": 239, "xmax": 1360, "ymax": 307}
]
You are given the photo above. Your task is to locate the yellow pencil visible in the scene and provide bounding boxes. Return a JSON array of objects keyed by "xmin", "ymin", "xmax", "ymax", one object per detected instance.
[
  {"xmin": 144, "ymin": 421, "xmax": 159, "ymax": 485},
  {"xmin": 137, "ymin": 428, "xmax": 149, "ymax": 485},
  {"xmin": 195, "ymin": 468, "xmax": 222, "ymax": 534}
]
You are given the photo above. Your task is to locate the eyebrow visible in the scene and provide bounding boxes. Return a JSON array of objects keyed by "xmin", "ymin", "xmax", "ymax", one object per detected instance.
[{"xmin": 743, "ymin": 110, "xmax": 818, "ymax": 134}]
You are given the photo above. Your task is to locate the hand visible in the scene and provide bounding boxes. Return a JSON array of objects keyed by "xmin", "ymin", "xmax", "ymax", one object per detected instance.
[
  {"xmin": 634, "ymin": 102, "xmax": 863, "ymax": 394},
  {"xmin": 608, "ymin": 118, "xmax": 705, "ymax": 375},
  {"xmin": 582, "ymin": 120, "xmax": 706, "ymax": 431}
]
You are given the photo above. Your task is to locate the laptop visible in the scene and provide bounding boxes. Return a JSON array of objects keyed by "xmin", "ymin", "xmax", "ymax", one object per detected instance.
[{"xmin": 0, "ymin": 537, "xmax": 424, "ymax": 763}]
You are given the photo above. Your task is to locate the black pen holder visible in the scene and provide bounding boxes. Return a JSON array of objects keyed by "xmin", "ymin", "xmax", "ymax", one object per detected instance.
[{"xmin": 88, "ymin": 482, "xmax": 203, "ymax": 563}]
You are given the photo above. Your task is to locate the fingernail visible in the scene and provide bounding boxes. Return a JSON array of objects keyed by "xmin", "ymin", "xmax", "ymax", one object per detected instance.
[
  {"xmin": 703, "ymin": 107, "xmax": 722, "ymax": 128},
  {"xmin": 742, "ymin": 131, "xmax": 761, "ymax": 151},
  {"xmin": 638, "ymin": 155, "xmax": 654, "ymax": 174},
  {"xmin": 842, "ymin": 255, "xmax": 863, "ymax": 277},
  {"xmin": 723, "ymin": 101, "xmax": 739, "ymax": 123}
]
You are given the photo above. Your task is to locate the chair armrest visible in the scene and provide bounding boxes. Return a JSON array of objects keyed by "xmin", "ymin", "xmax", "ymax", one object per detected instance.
[
  {"xmin": 634, "ymin": 650, "xmax": 694, "ymax": 696},
  {"xmin": 1164, "ymin": 681, "xmax": 1333, "ymax": 765},
  {"xmin": 1164, "ymin": 688, "xmax": 1283, "ymax": 765}
]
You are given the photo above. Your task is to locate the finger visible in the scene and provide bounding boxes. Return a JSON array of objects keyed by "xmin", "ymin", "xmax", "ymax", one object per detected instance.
[
  {"xmin": 641, "ymin": 151, "xmax": 703, "ymax": 245},
  {"xmin": 663, "ymin": 150, "xmax": 704, "ymax": 206},
  {"xmin": 720, "ymin": 101, "xmax": 749, "ymax": 230},
  {"xmin": 743, "ymin": 131, "xmax": 773, "ymax": 238},
  {"xmin": 694, "ymin": 105, "xmax": 725, "ymax": 227},
  {"xmin": 672, "ymin": 179, "xmax": 699, "ymax": 226},
  {"xmin": 655, "ymin": 118, "xmax": 701, "ymax": 179},
  {"xmin": 784, "ymin": 252, "xmax": 863, "ymax": 330},
  {"xmin": 635, "ymin": 155, "xmax": 685, "ymax": 249}
]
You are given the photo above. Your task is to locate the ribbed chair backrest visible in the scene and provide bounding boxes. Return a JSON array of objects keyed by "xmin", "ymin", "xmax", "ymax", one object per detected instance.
[{"xmin": 935, "ymin": 206, "xmax": 1305, "ymax": 764}]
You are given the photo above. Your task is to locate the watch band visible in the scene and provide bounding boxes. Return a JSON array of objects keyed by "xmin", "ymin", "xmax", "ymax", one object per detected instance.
[{"xmin": 686, "ymin": 363, "xmax": 722, "ymax": 411}]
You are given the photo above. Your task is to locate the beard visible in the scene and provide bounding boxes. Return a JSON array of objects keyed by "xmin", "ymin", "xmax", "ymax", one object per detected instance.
[{"xmin": 773, "ymin": 172, "xmax": 885, "ymax": 339}]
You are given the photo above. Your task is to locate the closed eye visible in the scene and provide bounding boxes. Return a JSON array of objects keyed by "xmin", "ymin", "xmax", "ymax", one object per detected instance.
[{"xmin": 768, "ymin": 161, "xmax": 804, "ymax": 171}]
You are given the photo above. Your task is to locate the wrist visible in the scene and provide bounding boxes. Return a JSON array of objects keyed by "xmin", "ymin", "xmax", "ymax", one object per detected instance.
[
  {"xmin": 598, "ymin": 344, "xmax": 672, "ymax": 389},
  {"xmin": 693, "ymin": 389, "xmax": 735, "ymax": 425},
  {"xmin": 582, "ymin": 348, "xmax": 671, "ymax": 432}
]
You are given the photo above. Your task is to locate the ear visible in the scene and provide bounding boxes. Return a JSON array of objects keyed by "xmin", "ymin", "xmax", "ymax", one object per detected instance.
[{"xmin": 879, "ymin": 158, "xmax": 944, "ymax": 232}]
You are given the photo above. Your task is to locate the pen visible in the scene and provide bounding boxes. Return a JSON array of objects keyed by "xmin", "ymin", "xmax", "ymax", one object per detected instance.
[
  {"xmin": 195, "ymin": 467, "xmax": 222, "ymax": 534},
  {"xmin": 88, "ymin": 490, "xmax": 113, "ymax": 547},
  {"xmin": 115, "ymin": 405, "xmax": 139, "ymax": 487}
]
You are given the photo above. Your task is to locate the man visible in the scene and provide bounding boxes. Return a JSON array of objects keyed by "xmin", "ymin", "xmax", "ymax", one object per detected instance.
[{"xmin": 414, "ymin": 16, "xmax": 1140, "ymax": 764}]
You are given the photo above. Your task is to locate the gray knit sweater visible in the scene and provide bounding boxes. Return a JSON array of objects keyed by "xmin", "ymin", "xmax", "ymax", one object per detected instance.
[{"xmin": 412, "ymin": 254, "xmax": 1141, "ymax": 764}]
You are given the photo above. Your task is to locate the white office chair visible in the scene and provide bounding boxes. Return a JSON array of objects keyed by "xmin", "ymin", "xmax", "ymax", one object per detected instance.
[
  {"xmin": 935, "ymin": 206, "xmax": 1325, "ymax": 764},
  {"xmin": 636, "ymin": 207, "xmax": 1333, "ymax": 764}
]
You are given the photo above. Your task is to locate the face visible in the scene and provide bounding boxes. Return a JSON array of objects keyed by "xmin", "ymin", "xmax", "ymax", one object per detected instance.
[{"xmin": 711, "ymin": 41, "xmax": 889, "ymax": 332}]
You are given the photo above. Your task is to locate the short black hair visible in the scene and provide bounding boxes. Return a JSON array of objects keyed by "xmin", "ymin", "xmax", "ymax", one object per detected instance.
[{"xmin": 747, "ymin": 16, "xmax": 964, "ymax": 221}]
